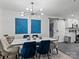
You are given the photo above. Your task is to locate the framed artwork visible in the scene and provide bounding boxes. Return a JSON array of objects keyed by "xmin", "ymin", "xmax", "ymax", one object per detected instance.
[
  {"xmin": 15, "ymin": 18, "xmax": 28, "ymax": 34},
  {"xmin": 31, "ymin": 19, "xmax": 41, "ymax": 33}
]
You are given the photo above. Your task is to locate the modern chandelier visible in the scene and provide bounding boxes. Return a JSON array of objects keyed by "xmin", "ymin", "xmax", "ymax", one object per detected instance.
[{"xmin": 21, "ymin": 1, "xmax": 44, "ymax": 16}]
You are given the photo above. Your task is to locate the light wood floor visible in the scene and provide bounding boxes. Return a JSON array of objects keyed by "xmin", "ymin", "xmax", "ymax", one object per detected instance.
[{"xmin": 0, "ymin": 51, "xmax": 73, "ymax": 59}]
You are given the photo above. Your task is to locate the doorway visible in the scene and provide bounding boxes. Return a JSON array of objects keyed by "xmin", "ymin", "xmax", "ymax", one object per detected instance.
[
  {"xmin": 49, "ymin": 21, "xmax": 54, "ymax": 37},
  {"xmin": 49, "ymin": 18, "xmax": 59, "ymax": 38}
]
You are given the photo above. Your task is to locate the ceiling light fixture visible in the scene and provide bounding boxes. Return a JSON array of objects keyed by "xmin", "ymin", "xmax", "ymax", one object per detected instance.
[{"xmin": 21, "ymin": 1, "xmax": 44, "ymax": 16}]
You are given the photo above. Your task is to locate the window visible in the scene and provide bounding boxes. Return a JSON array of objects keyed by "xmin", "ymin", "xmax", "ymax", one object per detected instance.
[
  {"xmin": 15, "ymin": 18, "xmax": 28, "ymax": 34},
  {"xmin": 31, "ymin": 19, "xmax": 41, "ymax": 33}
]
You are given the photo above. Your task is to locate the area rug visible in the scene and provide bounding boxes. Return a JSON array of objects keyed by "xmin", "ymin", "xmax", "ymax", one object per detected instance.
[{"xmin": 59, "ymin": 42, "xmax": 79, "ymax": 59}]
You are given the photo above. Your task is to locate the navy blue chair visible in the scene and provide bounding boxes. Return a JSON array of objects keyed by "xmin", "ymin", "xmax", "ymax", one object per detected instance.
[
  {"xmin": 32, "ymin": 35, "xmax": 39, "ymax": 40},
  {"xmin": 32, "ymin": 35, "xmax": 38, "ymax": 38},
  {"xmin": 21, "ymin": 42, "xmax": 36, "ymax": 59},
  {"xmin": 37, "ymin": 40, "xmax": 50, "ymax": 59},
  {"xmin": 23, "ymin": 35, "xmax": 30, "ymax": 40}
]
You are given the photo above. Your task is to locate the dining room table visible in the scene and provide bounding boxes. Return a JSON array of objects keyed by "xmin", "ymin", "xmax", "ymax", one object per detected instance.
[
  {"xmin": 9, "ymin": 37, "xmax": 58, "ymax": 57},
  {"xmin": 10, "ymin": 37, "xmax": 57, "ymax": 46}
]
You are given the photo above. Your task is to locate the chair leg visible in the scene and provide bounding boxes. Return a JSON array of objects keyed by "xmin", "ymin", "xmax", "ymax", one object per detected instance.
[
  {"xmin": 19, "ymin": 56, "xmax": 22, "ymax": 59},
  {"xmin": 7, "ymin": 56, "xmax": 8, "ymax": 58},
  {"xmin": 33, "ymin": 56, "xmax": 35, "ymax": 59},
  {"xmin": 56, "ymin": 48, "xmax": 58, "ymax": 54},
  {"xmin": 35, "ymin": 52, "xmax": 37, "ymax": 58},
  {"xmin": 47, "ymin": 53, "xmax": 50, "ymax": 59},
  {"xmin": 39, "ymin": 54, "xmax": 40, "ymax": 59},
  {"xmin": 16, "ymin": 55, "xmax": 17, "ymax": 59},
  {"xmin": 16, "ymin": 53, "xmax": 19, "ymax": 59},
  {"xmin": 49, "ymin": 49, "xmax": 51, "ymax": 53},
  {"xmin": 2, "ymin": 56, "xmax": 5, "ymax": 59},
  {"xmin": 21, "ymin": 57, "xmax": 23, "ymax": 59},
  {"xmin": 49, "ymin": 49, "xmax": 51, "ymax": 56}
]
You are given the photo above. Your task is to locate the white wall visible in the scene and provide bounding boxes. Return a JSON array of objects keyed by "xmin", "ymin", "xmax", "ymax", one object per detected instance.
[
  {"xmin": 0, "ymin": 9, "xmax": 2, "ymax": 36},
  {"xmin": 58, "ymin": 20, "xmax": 65, "ymax": 42},
  {"xmin": 0, "ymin": 8, "xmax": 66, "ymax": 42},
  {"xmin": 0, "ymin": 9, "xmax": 49, "ymax": 38},
  {"xmin": 1, "ymin": 9, "xmax": 16, "ymax": 36}
]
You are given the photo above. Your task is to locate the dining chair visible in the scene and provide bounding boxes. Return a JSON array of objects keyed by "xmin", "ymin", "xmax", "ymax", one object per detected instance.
[
  {"xmin": 20, "ymin": 42, "xmax": 36, "ymax": 59},
  {"xmin": 23, "ymin": 35, "xmax": 30, "ymax": 40},
  {"xmin": 32, "ymin": 35, "xmax": 39, "ymax": 40},
  {"xmin": 50, "ymin": 36, "xmax": 59, "ymax": 54},
  {"xmin": 3, "ymin": 35, "xmax": 15, "ymax": 44},
  {"xmin": 0, "ymin": 38, "xmax": 19, "ymax": 59},
  {"xmin": 37, "ymin": 40, "xmax": 50, "ymax": 59}
]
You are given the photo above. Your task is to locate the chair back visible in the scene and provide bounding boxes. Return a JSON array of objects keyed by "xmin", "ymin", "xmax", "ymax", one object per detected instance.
[
  {"xmin": 32, "ymin": 35, "xmax": 38, "ymax": 40},
  {"xmin": 23, "ymin": 35, "xmax": 30, "ymax": 40},
  {"xmin": 37, "ymin": 40, "xmax": 50, "ymax": 54},
  {"xmin": 21, "ymin": 42, "xmax": 36, "ymax": 58}
]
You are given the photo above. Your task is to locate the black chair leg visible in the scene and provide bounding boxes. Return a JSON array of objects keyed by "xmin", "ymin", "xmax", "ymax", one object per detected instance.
[
  {"xmin": 16, "ymin": 55, "xmax": 18, "ymax": 59},
  {"xmin": 49, "ymin": 49, "xmax": 51, "ymax": 53},
  {"xmin": 7, "ymin": 56, "xmax": 8, "ymax": 58},
  {"xmin": 35, "ymin": 52, "xmax": 37, "ymax": 57},
  {"xmin": 47, "ymin": 53, "xmax": 50, "ymax": 59},
  {"xmin": 49, "ymin": 50, "xmax": 51, "ymax": 56},
  {"xmin": 21, "ymin": 57, "xmax": 23, "ymax": 59},
  {"xmin": 2, "ymin": 56, "xmax": 5, "ymax": 59},
  {"xmin": 39, "ymin": 54, "xmax": 40, "ymax": 59},
  {"xmin": 33, "ymin": 56, "xmax": 35, "ymax": 59},
  {"xmin": 56, "ymin": 48, "xmax": 58, "ymax": 54}
]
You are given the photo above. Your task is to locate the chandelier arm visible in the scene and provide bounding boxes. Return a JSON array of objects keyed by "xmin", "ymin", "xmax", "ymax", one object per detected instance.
[{"xmin": 31, "ymin": 2, "xmax": 34, "ymax": 13}]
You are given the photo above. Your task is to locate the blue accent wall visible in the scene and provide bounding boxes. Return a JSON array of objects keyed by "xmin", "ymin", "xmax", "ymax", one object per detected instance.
[
  {"xmin": 15, "ymin": 18, "xmax": 28, "ymax": 34},
  {"xmin": 31, "ymin": 19, "xmax": 41, "ymax": 33}
]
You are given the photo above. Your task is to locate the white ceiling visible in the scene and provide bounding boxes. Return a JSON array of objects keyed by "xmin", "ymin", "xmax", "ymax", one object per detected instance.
[{"xmin": 0, "ymin": 0, "xmax": 79, "ymax": 17}]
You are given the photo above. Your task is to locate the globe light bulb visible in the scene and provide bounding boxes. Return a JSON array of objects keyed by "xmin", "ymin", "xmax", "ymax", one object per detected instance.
[
  {"xmin": 26, "ymin": 8, "xmax": 29, "ymax": 11},
  {"xmin": 40, "ymin": 8, "xmax": 43, "ymax": 11},
  {"xmin": 41, "ymin": 13, "xmax": 44, "ymax": 15}
]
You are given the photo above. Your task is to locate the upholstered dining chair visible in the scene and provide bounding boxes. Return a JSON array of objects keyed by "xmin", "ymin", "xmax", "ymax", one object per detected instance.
[
  {"xmin": 50, "ymin": 36, "xmax": 59, "ymax": 54},
  {"xmin": 54, "ymin": 36, "xmax": 59, "ymax": 54},
  {"xmin": 32, "ymin": 35, "xmax": 39, "ymax": 40},
  {"xmin": 37, "ymin": 40, "xmax": 50, "ymax": 59},
  {"xmin": 51, "ymin": 40, "xmax": 58, "ymax": 54},
  {"xmin": 3, "ymin": 35, "xmax": 14, "ymax": 44},
  {"xmin": 23, "ymin": 35, "xmax": 30, "ymax": 40},
  {"xmin": 20, "ymin": 42, "xmax": 36, "ymax": 59},
  {"xmin": 0, "ymin": 37, "xmax": 19, "ymax": 59}
]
